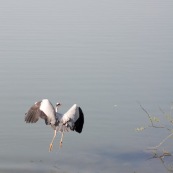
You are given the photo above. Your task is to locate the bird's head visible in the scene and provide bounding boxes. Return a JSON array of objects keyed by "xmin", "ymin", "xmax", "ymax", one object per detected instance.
[
  {"xmin": 55, "ymin": 102, "xmax": 61, "ymax": 108},
  {"xmin": 56, "ymin": 103, "xmax": 61, "ymax": 107}
]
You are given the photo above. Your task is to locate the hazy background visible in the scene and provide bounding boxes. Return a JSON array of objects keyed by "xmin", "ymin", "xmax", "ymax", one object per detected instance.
[{"xmin": 0, "ymin": 0, "xmax": 173, "ymax": 172}]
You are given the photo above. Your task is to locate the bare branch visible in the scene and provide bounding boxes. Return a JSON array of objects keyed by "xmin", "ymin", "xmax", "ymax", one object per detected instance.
[
  {"xmin": 147, "ymin": 150, "xmax": 173, "ymax": 172},
  {"xmin": 139, "ymin": 103, "xmax": 154, "ymax": 126},
  {"xmin": 139, "ymin": 103, "xmax": 164, "ymax": 128},
  {"xmin": 148, "ymin": 132, "xmax": 173, "ymax": 149}
]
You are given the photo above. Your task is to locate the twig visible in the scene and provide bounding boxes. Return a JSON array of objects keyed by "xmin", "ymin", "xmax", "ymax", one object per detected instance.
[
  {"xmin": 148, "ymin": 132, "xmax": 173, "ymax": 149},
  {"xmin": 139, "ymin": 103, "xmax": 154, "ymax": 126},
  {"xmin": 146, "ymin": 149, "xmax": 173, "ymax": 172},
  {"xmin": 139, "ymin": 103, "xmax": 164, "ymax": 128}
]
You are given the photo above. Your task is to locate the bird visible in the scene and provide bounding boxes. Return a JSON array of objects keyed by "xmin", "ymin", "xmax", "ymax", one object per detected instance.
[{"xmin": 25, "ymin": 99, "xmax": 84, "ymax": 151}]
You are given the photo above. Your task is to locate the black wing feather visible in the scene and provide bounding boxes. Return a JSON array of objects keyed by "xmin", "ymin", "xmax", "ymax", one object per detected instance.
[{"xmin": 74, "ymin": 107, "xmax": 84, "ymax": 133}]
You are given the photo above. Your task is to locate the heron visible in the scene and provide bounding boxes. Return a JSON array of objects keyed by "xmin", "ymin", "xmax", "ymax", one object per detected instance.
[{"xmin": 25, "ymin": 99, "xmax": 84, "ymax": 151}]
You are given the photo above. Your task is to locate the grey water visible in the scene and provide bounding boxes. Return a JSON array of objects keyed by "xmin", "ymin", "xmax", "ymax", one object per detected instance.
[{"xmin": 0, "ymin": 0, "xmax": 173, "ymax": 172}]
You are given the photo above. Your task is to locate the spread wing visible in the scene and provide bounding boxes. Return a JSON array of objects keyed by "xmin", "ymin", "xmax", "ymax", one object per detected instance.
[
  {"xmin": 25, "ymin": 101, "xmax": 49, "ymax": 125},
  {"xmin": 56, "ymin": 104, "xmax": 84, "ymax": 133}
]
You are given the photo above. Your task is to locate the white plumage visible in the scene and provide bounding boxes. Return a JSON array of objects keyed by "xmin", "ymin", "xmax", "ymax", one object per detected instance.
[
  {"xmin": 25, "ymin": 99, "xmax": 84, "ymax": 151},
  {"xmin": 39, "ymin": 99, "xmax": 56, "ymax": 125}
]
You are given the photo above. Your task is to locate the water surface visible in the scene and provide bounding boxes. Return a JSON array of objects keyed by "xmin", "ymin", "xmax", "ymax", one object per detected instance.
[{"xmin": 0, "ymin": 0, "xmax": 173, "ymax": 172}]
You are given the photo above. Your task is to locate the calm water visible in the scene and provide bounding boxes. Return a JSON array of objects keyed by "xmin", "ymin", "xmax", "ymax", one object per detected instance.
[{"xmin": 0, "ymin": 0, "xmax": 173, "ymax": 172}]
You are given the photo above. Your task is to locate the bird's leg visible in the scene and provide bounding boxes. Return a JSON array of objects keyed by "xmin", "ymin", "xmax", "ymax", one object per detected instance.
[
  {"xmin": 49, "ymin": 130, "xmax": 57, "ymax": 152},
  {"xmin": 59, "ymin": 132, "xmax": 64, "ymax": 148}
]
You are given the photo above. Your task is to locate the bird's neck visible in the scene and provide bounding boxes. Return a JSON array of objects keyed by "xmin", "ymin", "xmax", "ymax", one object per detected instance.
[{"xmin": 55, "ymin": 107, "xmax": 58, "ymax": 113}]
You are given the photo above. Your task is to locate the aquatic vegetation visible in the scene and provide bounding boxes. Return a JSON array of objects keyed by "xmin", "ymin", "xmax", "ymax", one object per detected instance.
[{"xmin": 136, "ymin": 103, "xmax": 173, "ymax": 172}]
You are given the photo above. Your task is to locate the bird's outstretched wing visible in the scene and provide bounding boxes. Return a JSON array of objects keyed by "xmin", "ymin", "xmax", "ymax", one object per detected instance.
[
  {"xmin": 25, "ymin": 101, "xmax": 49, "ymax": 125},
  {"xmin": 57, "ymin": 104, "xmax": 84, "ymax": 133}
]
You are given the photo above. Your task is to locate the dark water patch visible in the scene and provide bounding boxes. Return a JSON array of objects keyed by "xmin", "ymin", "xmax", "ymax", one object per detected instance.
[
  {"xmin": 113, "ymin": 151, "xmax": 149, "ymax": 162},
  {"xmin": 0, "ymin": 161, "xmax": 65, "ymax": 173},
  {"xmin": 93, "ymin": 145, "xmax": 149, "ymax": 162}
]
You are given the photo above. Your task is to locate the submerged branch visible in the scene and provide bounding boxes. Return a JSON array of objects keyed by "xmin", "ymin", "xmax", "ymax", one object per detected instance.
[
  {"xmin": 137, "ymin": 103, "xmax": 173, "ymax": 172},
  {"xmin": 148, "ymin": 132, "xmax": 173, "ymax": 150},
  {"xmin": 147, "ymin": 150, "xmax": 173, "ymax": 172},
  {"xmin": 139, "ymin": 103, "xmax": 164, "ymax": 128},
  {"xmin": 139, "ymin": 103, "xmax": 154, "ymax": 126}
]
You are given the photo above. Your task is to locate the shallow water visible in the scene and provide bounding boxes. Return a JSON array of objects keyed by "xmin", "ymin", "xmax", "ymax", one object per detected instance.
[{"xmin": 0, "ymin": 0, "xmax": 173, "ymax": 172}]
